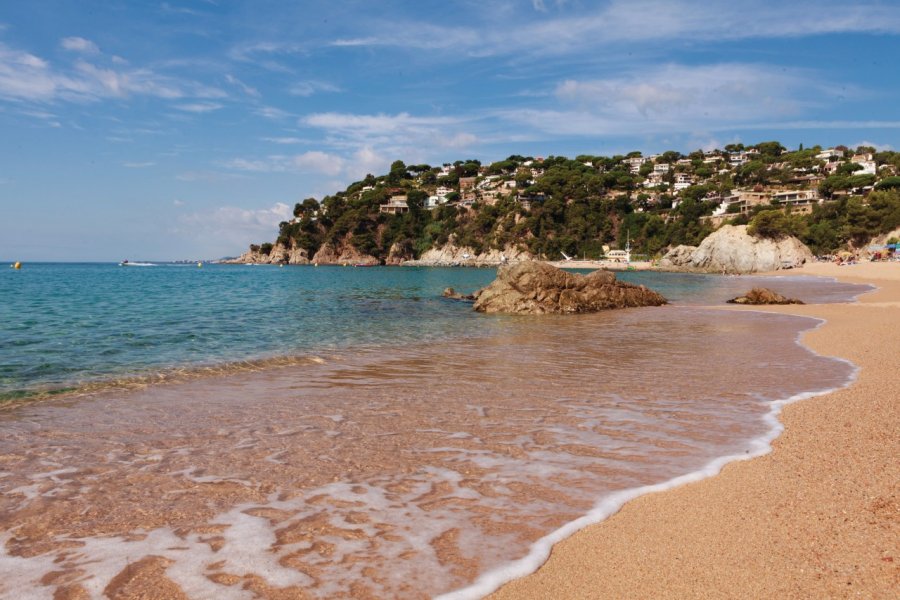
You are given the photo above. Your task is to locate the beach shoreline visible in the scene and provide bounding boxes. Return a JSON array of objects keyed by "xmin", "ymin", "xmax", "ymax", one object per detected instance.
[{"xmin": 488, "ymin": 260, "xmax": 899, "ymax": 599}]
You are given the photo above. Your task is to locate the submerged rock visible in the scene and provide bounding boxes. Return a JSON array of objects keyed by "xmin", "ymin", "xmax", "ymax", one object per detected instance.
[
  {"xmin": 727, "ymin": 288, "xmax": 804, "ymax": 305},
  {"xmin": 442, "ymin": 287, "xmax": 477, "ymax": 301},
  {"xmin": 472, "ymin": 261, "xmax": 667, "ymax": 314}
]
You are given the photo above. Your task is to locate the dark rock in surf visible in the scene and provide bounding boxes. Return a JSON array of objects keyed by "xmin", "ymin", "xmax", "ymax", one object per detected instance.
[
  {"xmin": 442, "ymin": 287, "xmax": 476, "ymax": 302},
  {"xmin": 727, "ymin": 287, "xmax": 804, "ymax": 305}
]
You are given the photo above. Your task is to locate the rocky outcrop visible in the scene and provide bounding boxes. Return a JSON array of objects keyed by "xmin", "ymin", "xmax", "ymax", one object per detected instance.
[
  {"xmin": 311, "ymin": 240, "xmax": 379, "ymax": 266},
  {"xmin": 727, "ymin": 288, "xmax": 804, "ymax": 305},
  {"xmin": 659, "ymin": 225, "xmax": 813, "ymax": 273},
  {"xmin": 472, "ymin": 261, "xmax": 667, "ymax": 314},
  {"xmin": 385, "ymin": 242, "xmax": 414, "ymax": 266},
  {"xmin": 867, "ymin": 226, "xmax": 900, "ymax": 250},
  {"xmin": 404, "ymin": 242, "xmax": 534, "ymax": 266},
  {"xmin": 221, "ymin": 243, "xmax": 309, "ymax": 265}
]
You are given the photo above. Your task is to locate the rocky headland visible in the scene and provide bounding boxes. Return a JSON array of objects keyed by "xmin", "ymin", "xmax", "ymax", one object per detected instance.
[
  {"xmin": 658, "ymin": 224, "xmax": 814, "ymax": 274},
  {"xmin": 471, "ymin": 261, "xmax": 667, "ymax": 314},
  {"xmin": 220, "ymin": 243, "xmax": 310, "ymax": 265}
]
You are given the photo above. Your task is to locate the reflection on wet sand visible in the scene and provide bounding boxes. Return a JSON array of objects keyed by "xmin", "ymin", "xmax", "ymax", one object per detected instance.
[{"xmin": 0, "ymin": 308, "xmax": 852, "ymax": 599}]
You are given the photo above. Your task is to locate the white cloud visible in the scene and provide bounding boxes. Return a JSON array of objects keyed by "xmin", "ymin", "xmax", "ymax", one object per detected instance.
[
  {"xmin": 176, "ymin": 170, "xmax": 243, "ymax": 182},
  {"xmin": 329, "ymin": 37, "xmax": 380, "ymax": 48},
  {"xmin": 497, "ymin": 63, "xmax": 835, "ymax": 137},
  {"xmin": 441, "ymin": 132, "xmax": 478, "ymax": 149},
  {"xmin": 225, "ymin": 151, "xmax": 345, "ymax": 176},
  {"xmin": 122, "ymin": 161, "xmax": 155, "ymax": 168},
  {"xmin": 850, "ymin": 140, "xmax": 893, "ymax": 151},
  {"xmin": 60, "ymin": 37, "xmax": 100, "ymax": 54},
  {"xmin": 0, "ymin": 41, "xmax": 225, "ymax": 103},
  {"xmin": 557, "ymin": 63, "xmax": 814, "ymax": 119},
  {"xmin": 225, "ymin": 74, "xmax": 259, "ymax": 97},
  {"xmin": 291, "ymin": 151, "xmax": 345, "ymax": 176},
  {"xmin": 256, "ymin": 106, "xmax": 291, "ymax": 119},
  {"xmin": 345, "ymin": 146, "xmax": 390, "ymax": 178},
  {"xmin": 177, "ymin": 202, "xmax": 292, "ymax": 248},
  {"xmin": 302, "ymin": 111, "xmax": 461, "ymax": 141},
  {"xmin": 322, "ymin": 1, "xmax": 900, "ymax": 57},
  {"xmin": 175, "ymin": 102, "xmax": 223, "ymax": 113},
  {"xmin": 298, "ymin": 111, "xmax": 482, "ymax": 172},
  {"xmin": 173, "ymin": 199, "xmax": 185, "ymax": 206},
  {"xmin": 261, "ymin": 136, "xmax": 304, "ymax": 144},
  {"xmin": 223, "ymin": 145, "xmax": 390, "ymax": 187},
  {"xmin": 289, "ymin": 80, "xmax": 341, "ymax": 96}
]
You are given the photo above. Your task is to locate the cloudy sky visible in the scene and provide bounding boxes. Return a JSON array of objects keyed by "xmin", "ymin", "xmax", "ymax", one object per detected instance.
[{"xmin": 2, "ymin": 0, "xmax": 899, "ymax": 260}]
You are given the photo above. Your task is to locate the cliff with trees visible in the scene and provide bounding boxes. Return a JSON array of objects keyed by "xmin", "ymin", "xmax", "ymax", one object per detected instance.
[{"xmin": 235, "ymin": 143, "xmax": 900, "ymax": 265}]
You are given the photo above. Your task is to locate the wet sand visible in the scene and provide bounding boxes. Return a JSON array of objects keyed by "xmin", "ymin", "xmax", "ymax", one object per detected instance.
[{"xmin": 491, "ymin": 261, "xmax": 899, "ymax": 599}]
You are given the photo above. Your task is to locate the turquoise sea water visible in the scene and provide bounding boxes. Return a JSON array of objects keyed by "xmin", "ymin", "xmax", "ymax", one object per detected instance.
[
  {"xmin": 0, "ymin": 262, "xmax": 873, "ymax": 598},
  {"xmin": 0, "ymin": 262, "xmax": 865, "ymax": 401}
]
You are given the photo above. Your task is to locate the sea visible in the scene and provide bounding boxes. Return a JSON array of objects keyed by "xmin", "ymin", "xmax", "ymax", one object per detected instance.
[{"xmin": 0, "ymin": 263, "xmax": 872, "ymax": 599}]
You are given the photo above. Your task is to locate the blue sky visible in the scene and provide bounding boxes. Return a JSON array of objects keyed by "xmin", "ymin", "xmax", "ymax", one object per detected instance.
[{"xmin": 2, "ymin": 0, "xmax": 900, "ymax": 261}]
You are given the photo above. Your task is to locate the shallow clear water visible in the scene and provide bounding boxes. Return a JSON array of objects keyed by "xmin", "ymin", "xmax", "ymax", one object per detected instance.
[
  {"xmin": 0, "ymin": 263, "xmax": 866, "ymax": 400},
  {"xmin": 0, "ymin": 264, "xmax": 870, "ymax": 599}
]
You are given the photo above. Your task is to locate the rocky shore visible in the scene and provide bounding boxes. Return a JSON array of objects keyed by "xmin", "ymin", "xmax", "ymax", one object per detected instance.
[
  {"xmin": 658, "ymin": 224, "xmax": 813, "ymax": 273},
  {"xmin": 223, "ymin": 224, "xmax": 820, "ymax": 274}
]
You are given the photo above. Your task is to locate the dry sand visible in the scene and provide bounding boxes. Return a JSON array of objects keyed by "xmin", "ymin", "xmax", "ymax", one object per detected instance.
[{"xmin": 491, "ymin": 261, "xmax": 899, "ymax": 599}]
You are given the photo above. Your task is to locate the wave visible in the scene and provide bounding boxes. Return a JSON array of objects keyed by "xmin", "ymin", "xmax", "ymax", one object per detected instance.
[
  {"xmin": 0, "ymin": 353, "xmax": 334, "ymax": 409},
  {"xmin": 436, "ymin": 314, "xmax": 858, "ymax": 600}
]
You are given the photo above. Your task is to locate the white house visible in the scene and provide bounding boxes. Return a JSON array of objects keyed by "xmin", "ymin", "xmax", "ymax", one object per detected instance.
[
  {"xmin": 673, "ymin": 173, "xmax": 693, "ymax": 191},
  {"xmin": 850, "ymin": 154, "xmax": 877, "ymax": 176},
  {"xmin": 380, "ymin": 196, "xmax": 409, "ymax": 214},
  {"xmin": 623, "ymin": 156, "xmax": 648, "ymax": 174}
]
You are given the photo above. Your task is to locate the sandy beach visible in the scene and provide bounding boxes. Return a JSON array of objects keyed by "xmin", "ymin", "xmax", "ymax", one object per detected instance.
[{"xmin": 491, "ymin": 261, "xmax": 899, "ymax": 599}]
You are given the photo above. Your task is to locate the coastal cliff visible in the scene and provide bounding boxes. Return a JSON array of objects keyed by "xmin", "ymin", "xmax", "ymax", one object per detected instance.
[
  {"xmin": 404, "ymin": 242, "xmax": 534, "ymax": 267},
  {"xmin": 221, "ymin": 243, "xmax": 310, "ymax": 265},
  {"xmin": 659, "ymin": 225, "xmax": 813, "ymax": 273},
  {"xmin": 311, "ymin": 241, "xmax": 379, "ymax": 266}
]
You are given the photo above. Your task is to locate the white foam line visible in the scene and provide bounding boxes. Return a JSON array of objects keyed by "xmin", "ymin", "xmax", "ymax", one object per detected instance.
[{"xmin": 437, "ymin": 314, "xmax": 858, "ymax": 600}]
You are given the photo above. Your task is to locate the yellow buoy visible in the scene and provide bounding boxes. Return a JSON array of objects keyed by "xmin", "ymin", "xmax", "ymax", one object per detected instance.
[
  {"xmin": 197, "ymin": 262, "xmax": 203, "ymax": 268},
  {"xmin": 13, "ymin": 261, "xmax": 21, "ymax": 269}
]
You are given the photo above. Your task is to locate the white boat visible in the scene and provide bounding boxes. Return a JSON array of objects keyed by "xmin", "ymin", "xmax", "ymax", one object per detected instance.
[{"xmin": 119, "ymin": 260, "xmax": 156, "ymax": 267}]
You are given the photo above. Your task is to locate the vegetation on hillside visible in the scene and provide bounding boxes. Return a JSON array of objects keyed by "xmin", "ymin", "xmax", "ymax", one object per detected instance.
[{"xmin": 257, "ymin": 143, "xmax": 900, "ymax": 261}]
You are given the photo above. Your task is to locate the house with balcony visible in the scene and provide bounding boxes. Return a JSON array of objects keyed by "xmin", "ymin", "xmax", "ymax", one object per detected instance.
[
  {"xmin": 673, "ymin": 173, "xmax": 693, "ymax": 191},
  {"xmin": 380, "ymin": 195, "xmax": 409, "ymax": 215}
]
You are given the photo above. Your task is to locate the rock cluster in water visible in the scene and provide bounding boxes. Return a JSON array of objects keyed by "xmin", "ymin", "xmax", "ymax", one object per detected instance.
[
  {"xmin": 659, "ymin": 224, "xmax": 814, "ymax": 273},
  {"xmin": 727, "ymin": 288, "xmax": 805, "ymax": 305},
  {"xmin": 471, "ymin": 261, "xmax": 667, "ymax": 314}
]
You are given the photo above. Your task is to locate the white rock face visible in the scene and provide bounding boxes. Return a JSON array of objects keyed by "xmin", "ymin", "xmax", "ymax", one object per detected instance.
[
  {"xmin": 659, "ymin": 225, "xmax": 813, "ymax": 273},
  {"xmin": 869, "ymin": 226, "xmax": 900, "ymax": 247},
  {"xmin": 405, "ymin": 244, "xmax": 533, "ymax": 266}
]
